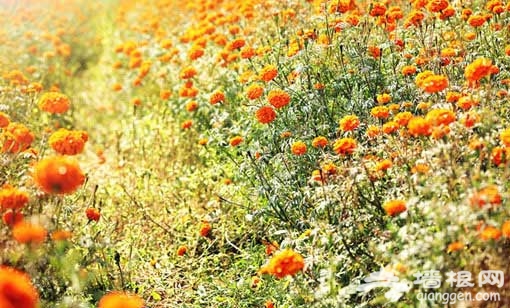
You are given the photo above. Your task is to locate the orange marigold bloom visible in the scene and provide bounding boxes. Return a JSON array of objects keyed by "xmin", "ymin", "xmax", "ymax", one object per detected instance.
[
  {"xmin": 446, "ymin": 91, "xmax": 461, "ymax": 103},
  {"xmin": 382, "ymin": 121, "xmax": 399, "ymax": 134},
  {"xmin": 479, "ymin": 225, "xmax": 501, "ymax": 241},
  {"xmin": 48, "ymin": 128, "xmax": 88, "ymax": 155},
  {"xmin": 426, "ymin": 0, "xmax": 449, "ymax": 13},
  {"xmin": 12, "ymin": 221, "xmax": 47, "ymax": 244},
  {"xmin": 0, "ymin": 112, "xmax": 10, "ymax": 128},
  {"xmin": 394, "ymin": 112, "xmax": 413, "ymax": 126},
  {"xmin": 199, "ymin": 221, "xmax": 212, "ymax": 237},
  {"xmin": 312, "ymin": 136, "xmax": 328, "ymax": 148},
  {"xmin": 185, "ymin": 101, "xmax": 198, "ymax": 112},
  {"xmin": 245, "ymin": 84, "xmax": 264, "ymax": 100},
  {"xmin": 500, "ymin": 128, "xmax": 510, "ymax": 147},
  {"xmin": 160, "ymin": 89, "xmax": 172, "ymax": 100},
  {"xmin": 418, "ymin": 73, "xmax": 449, "ymax": 93},
  {"xmin": 464, "ymin": 58, "xmax": 493, "ymax": 83},
  {"xmin": 462, "ymin": 111, "xmax": 480, "ymax": 128},
  {"xmin": 339, "ymin": 115, "xmax": 360, "ymax": 132},
  {"xmin": 38, "ymin": 92, "xmax": 70, "ymax": 114},
  {"xmin": 491, "ymin": 146, "xmax": 510, "ymax": 166},
  {"xmin": 2, "ymin": 122, "xmax": 34, "ymax": 153},
  {"xmin": 401, "ymin": 65, "xmax": 417, "ymax": 76},
  {"xmin": 447, "ymin": 241, "xmax": 464, "ymax": 253},
  {"xmin": 259, "ymin": 249, "xmax": 304, "ymax": 278},
  {"xmin": 468, "ymin": 14, "xmax": 487, "ymax": 27},
  {"xmin": 0, "ymin": 185, "xmax": 29, "ymax": 211},
  {"xmin": 188, "ymin": 45, "xmax": 205, "ymax": 60},
  {"xmin": 383, "ymin": 200, "xmax": 407, "ymax": 216},
  {"xmin": 333, "ymin": 137, "xmax": 357, "ymax": 155},
  {"xmin": 376, "ymin": 93, "xmax": 391, "ymax": 104},
  {"xmin": 209, "ymin": 90, "xmax": 226, "ymax": 105},
  {"xmin": 229, "ymin": 136, "xmax": 243, "ymax": 147},
  {"xmin": 370, "ymin": 106, "xmax": 390, "ymax": 119},
  {"xmin": 502, "ymin": 221, "xmax": 510, "ymax": 238},
  {"xmin": 259, "ymin": 65, "xmax": 278, "ymax": 82},
  {"xmin": 255, "ymin": 106, "xmax": 277, "ymax": 124},
  {"xmin": 33, "ymin": 156, "xmax": 85, "ymax": 195},
  {"xmin": 176, "ymin": 245, "xmax": 187, "ymax": 256},
  {"xmin": 375, "ymin": 159, "xmax": 392, "ymax": 172},
  {"xmin": 470, "ymin": 185, "xmax": 502, "ymax": 208},
  {"xmin": 369, "ymin": 2, "xmax": 387, "ymax": 16},
  {"xmin": 456, "ymin": 96, "xmax": 478, "ymax": 111},
  {"xmin": 425, "ymin": 109, "xmax": 456, "ymax": 126},
  {"xmin": 407, "ymin": 116, "xmax": 431, "ymax": 137},
  {"xmin": 291, "ymin": 141, "xmax": 307, "ymax": 156},
  {"xmin": 0, "ymin": 266, "xmax": 39, "ymax": 308},
  {"xmin": 98, "ymin": 291, "xmax": 144, "ymax": 308},
  {"xmin": 181, "ymin": 120, "xmax": 193, "ymax": 130},
  {"xmin": 411, "ymin": 163, "xmax": 430, "ymax": 174},
  {"xmin": 86, "ymin": 208, "xmax": 100, "ymax": 221},
  {"xmin": 267, "ymin": 89, "xmax": 291, "ymax": 109},
  {"xmin": 2, "ymin": 210, "xmax": 23, "ymax": 227},
  {"xmin": 51, "ymin": 230, "xmax": 72, "ymax": 241},
  {"xmin": 180, "ymin": 66, "xmax": 197, "ymax": 79},
  {"xmin": 366, "ymin": 125, "xmax": 381, "ymax": 138}
]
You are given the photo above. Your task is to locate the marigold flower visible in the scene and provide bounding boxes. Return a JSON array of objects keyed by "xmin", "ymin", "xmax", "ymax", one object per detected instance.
[
  {"xmin": 467, "ymin": 14, "xmax": 487, "ymax": 27},
  {"xmin": 291, "ymin": 141, "xmax": 307, "ymax": 156},
  {"xmin": 0, "ymin": 112, "xmax": 9, "ymax": 128},
  {"xmin": 411, "ymin": 163, "xmax": 430, "ymax": 174},
  {"xmin": 502, "ymin": 221, "xmax": 510, "ymax": 238},
  {"xmin": 369, "ymin": 2, "xmax": 387, "ymax": 16},
  {"xmin": 469, "ymin": 185, "xmax": 502, "ymax": 208},
  {"xmin": 375, "ymin": 159, "xmax": 392, "ymax": 172},
  {"xmin": 333, "ymin": 137, "xmax": 357, "ymax": 155},
  {"xmin": 48, "ymin": 128, "xmax": 88, "ymax": 155},
  {"xmin": 2, "ymin": 122, "xmax": 35, "ymax": 153},
  {"xmin": 0, "ymin": 185, "xmax": 29, "ymax": 211},
  {"xmin": 464, "ymin": 58, "xmax": 493, "ymax": 83},
  {"xmin": 209, "ymin": 90, "xmax": 226, "ymax": 105},
  {"xmin": 98, "ymin": 291, "xmax": 144, "ymax": 308},
  {"xmin": 376, "ymin": 93, "xmax": 391, "ymax": 104},
  {"xmin": 366, "ymin": 125, "xmax": 381, "ymax": 138},
  {"xmin": 185, "ymin": 101, "xmax": 198, "ymax": 112},
  {"xmin": 0, "ymin": 266, "xmax": 39, "ymax": 308},
  {"xmin": 370, "ymin": 106, "xmax": 390, "ymax": 119},
  {"xmin": 245, "ymin": 84, "xmax": 264, "ymax": 100},
  {"xmin": 394, "ymin": 112, "xmax": 413, "ymax": 126},
  {"xmin": 456, "ymin": 96, "xmax": 478, "ymax": 111},
  {"xmin": 382, "ymin": 121, "xmax": 399, "ymax": 134},
  {"xmin": 339, "ymin": 115, "xmax": 360, "ymax": 132},
  {"xmin": 407, "ymin": 116, "xmax": 431, "ymax": 137},
  {"xmin": 401, "ymin": 65, "xmax": 417, "ymax": 76},
  {"xmin": 229, "ymin": 136, "xmax": 243, "ymax": 147},
  {"xmin": 86, "ymin": 208, "xmax": 100, "ymax": 221},
  {"xmin": 447, "ymin": 241, "xmax": 464, "ymax": 253},
  {"xmin": 267, "ymin": 89, "xmax": 291, "ymax": 109},
  {"xmin": 160, "ymin": 89, "xmax": 172, "ymax": 100},
  {"xmin": 199, "ymin": 221, "xmax": 211, "ymax": 237},
  {"xmin": 33, "ymin": 156, "xmax": 85, "ymax": 195},
  {"xmin": 259, "ymin": 249, "xmax": 304, "ymax": 278},
  {"xmin": 51, "ymin": 230, "xmax": 72, "ymax": 241},
  {"xmin": 491, "ymin": 146, "xmax": 510, "ymax": 166},
  {"xmin": 479, "ymin": 225, "xmax": 501, "ymax": 241},
  {"xmin": 312, "ymin": 136, "xmax": 328, "ymax": 148},
  {"xmin": 176, "ymin": 245, "xmax": 187, "ymax": 256},
  {"xmin": 259, "ymin": 65, "xmax": 278, "ymax": 82},
  {"xmin": 383, "ymin": 200, "xmax": 407, "ymax": 216},
  {"xmin": 2, "ymin": 210, "xmax": 23, "ymax": 227},
  {"xmin": 425, "ymin": 109, "xmax": 456, "ymax": 127},
  {"xmin": 416, "ymin": 73, "xmax": 449, "ymax": 93},
  {"xmin": 255, "ymin": 106, "xmax": 277, "ymax": 124},
  {"xmin": 181, "ymin": 120, "xmax": 193, "ymax": 130},
  {"xmin": 38, "ymin": 92, "xmax": 70, "ymax": 114},
  {"xmin": 12, "ymin": 221, "xmax": 47, "ymax": 244},
  {"xmin": 180, "ymin": 66, "xmax": 197, "ymax": 79},
  {"xmin": 426, "ymin": 0, "xmax": 449, "ymax": 12}
]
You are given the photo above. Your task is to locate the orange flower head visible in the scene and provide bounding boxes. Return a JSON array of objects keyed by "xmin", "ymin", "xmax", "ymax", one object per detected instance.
[
  {"xmin": 333, "ymin": 137, "xmax": 357, "ymax": 155},
  {"xmin": 245, "ymin": 84, "xmax": 264, "ymax": 100},
  {"xmin": 371, "ymin": 106, "xmax": 390, "ymax": 119},
  {"xmin": 312, "ymin": 136, "xmax": 328, "ymax": 148},
  {"xmin": 86, "ymin": 208, "xmax": 100, "ymax": 221},
  {"xmin": 181, "ymin": 120, "xmax": 193, "ymax": 130},
  {"xmin": 339, "ymin": 115, "xmax": 360, "ymax": 132},
  {"xmin": 185, "ymin": 101, "xmax": 198, "ymax": 112},
  {"xmin": 51, "ymin": 230, "xmax": 72, "ymax": 241},
  {"xmin": 209, "ymin": 90, "xmax": 226, "ymax": 105},
  {"xmin": 259, "ymin": 249, "xmax": 304, "ymax": 278},
  {"xmin": 180, "ymin": 66, "xmax": 197, "ymax": 79},
  {"xmin": 425, "ymin": 109, "xmax": 456, "ymax": 127},
  {"xmin": 229, "ymin": 136, "xmax": 243, "ymax": 147},
  {"xmin": 382, "ymin": 121, "xmax": 399, "ymax": 134},
  {"xmin": 2, "ymin": 122, "xmax": 35, "ymax": 153},
  {"xmin": 447, "ymin": 241, "xmax": 464, "ymax": 253},
  {"xmin": 12, "ymin": 221, "xmax": 47, "ymax": 244},
  {"xmin": 291, "ymin": 141, "xmax": 307, "ymax": 156},
  {"xmin": 0, "ymin": 266, "xmax": 39, "ymax": 308},
  {"xmin": 464, "ymin": 58, "xmax": 493, "ymax": 83},
  {"xmin": 502, "ymin": 221, "xmax": 510, "ymax": 238},
  {"xmin": 407, "ymin": 116, "xmax": 431, "ymax": 137},
  {"xmin": 48, "ymin": 128, "xmax": 88, "ymax": 155},
  {"xmin": 33, "ymin": 156, "xmax": 85, "ymax": 195},
  {"xmin": 394, "ymin": 112, "xmax": 413, "ymax": 126},
  {"xmin": 255, "ymin": 106, "xmax": 277, "ymax": 124},
  {"xmin": 177, "ymin": 245, "xmax": 187, "ymax": 256},
  {"xmin": 0, "ymin": 112, "xmax": 10, "ymax": 128},
  {"xmin": 259, "ymin": 65, "xmax": 278, "ymax": 82},
  {"xmin": 38, "ymin": 92, "xmax": 70, "ymax": 114},
  {"xmin": 98, "ymin": 291, "xmax": 144, "ymax": 308},
  {"xmin": 199, "ymin": 221, "xmax": 212, "ymax": 237},
  {"xmin": 2, "ymin": 210, "xmax": 23, "ymax": 227},
  {"xmin": 0, "ymin": 185, "xmax": 29, "ymax": 211},
  {"xmin": 376, "ymin": 93, "xmax": 391, "ymax": 104},
  {"xmin": 383, "ymin": 200, "xmax": 407, "ymax": 216},
  {"xmin": 480, "ymin": 226, "xmax": 501, "ymax": 241},
  {"xmin": 426, "ymin": 0, "xmax": 449, "ymax": 12},
  {"xmin": 267, "ymin": 89, "xmax": 291, "ymax": 109}
]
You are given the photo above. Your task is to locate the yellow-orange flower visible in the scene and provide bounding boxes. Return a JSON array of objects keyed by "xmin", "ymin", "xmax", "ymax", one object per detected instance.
[
  {"xmin": 259, "ymin": 65, "xmax": 278, "ymax": 82},
  {"xmin": 464, "ymin": 58, "xmax": 493, "ymax": 83},
  {"xmin": 259, "ymin": 249, "xmax": 304, "ymax": 279},
  {"xmin": 48, "ymin": 128, "xmax": 88, "ymax": 155},
  {"xmin": 333, "ymin": 137, "xmax": 357, "ymax": 155},
  {"xmin": 339, "ymin": 115, "xmax": 360, "ymax": 132},
  {"xmin": 447, "ymin": 241, "xmax": 464, "ymax": 253},
  {"xmin": 0, "ymin": 112, "xmax": 9, "ymax": 128},
  {"xmin": 502, "ymin": 221, "xmax": 510, "ymax": 238},
  {"xmin": 267, "ymin": 89, "xmax": 291, "ymax": 109},
  {"xmin": 246, "ymin": 84, "xmax": 264, "ymax": 100},
  {"xmin": 479, "ymin": 225, "xmax": 501, "ymax": 241},
  {"xmin": 312, "ymin": 136, "xmax": 328, "ymax": 148},
  {"xmin": 209, "ymin": 90, "xmax": 226, "ymax": 105},
  {"xmin": 0, "ymin": 266, "xmax": 39, "ymax": 308},
  {"xmin": 383, "ymin": 200, "xmax": 407, "ymax": 216},
  {"xmin": 0, "ymin": 185, "xmax": 29, "ymax": 211},
  {"xmin": 12, "ymin": 222, "xmax": 47, "ymax": 244},
  {"xmin": 370, "ymin": 106, "xmax": 390, "ymax": 119},
  {"xmin": 177, "ymin": 245, "xmax": 187, "ymax": 256},
  {"xmin": 407, "ymin": 116, "xmax": 431, "ymax": 137},
  {"xmin": 425, "ymin": 109, "xmax": 456, "ymax": 127},
  {"xmin": 38, "ymin": 92, "xmax": 70, "ymax": 114},
  {"xmin": 98, "ymin": 291, "xmax": 144, "ymax": 308},
  {"xmin": 229, "ymin": 136, "xmax": 243, "ymax": 147},
  {"xmin": 376, "ymin": 93, "xmax": 391, "ymax": 104},
  {"xmin": 33, "ymin": 156, "xmax": 85, "ymax": 195},
  {"xmin": 2, "ymin": 122, "xmax": 35, "ymax": 153},
  {"xmin": 291, "ymin": 141, "xmax": 307, "ymax": 156},
  {"xmin": 199, "ymin": 221, "xmax": 212, "ymax": 237},
  {"xmin": 255, "ymin": 106, "xmax": 277, "ymax": 124}
]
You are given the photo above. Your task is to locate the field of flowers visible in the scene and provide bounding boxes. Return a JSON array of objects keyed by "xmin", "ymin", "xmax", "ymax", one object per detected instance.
[{"xmin": 2, "ymin": 0, "xmax": 510, "ymax": 307}]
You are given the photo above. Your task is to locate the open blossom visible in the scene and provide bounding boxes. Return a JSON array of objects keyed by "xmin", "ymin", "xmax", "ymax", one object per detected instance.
[
  {"xmin": 333, "ymin": 137, "xmax": 357, "ymax": 155},
  {"xmin": 98, "ymin": 291, "xmax": 144, "ymax": 308},
  {"xmin": 1, "ymin": 122, "xmax": 35, "ymax": 153},
  {"xmin": 49, "ymin": 128, "xmax": 88, "ymax": 155},
  {"xmin": 0, "ymin": 185, "xmax": 29, "ymax": 211},
  {"xmin": 339, "ymin": 115, "xmax": 360, "ymax": 132},
  {"xmin": 259, "ymin": 249, "xmax": 305, "ymax": 278},
  {"xmin": 33, "ymin": 156, "xmax": 85, "ymax": 194},
  {"xmin": 255, "ymin": 106, "xmax": 277, "ymax": 124},
  {"xmin": 383, "ymin": 200, "xmax": 407, "ymax": 216},
  {"xmin": 267, "ymin": 89, "xmax": 291, "ymax": 109},
  {"xmin": 0, "ymin": 266, "xmax": 39, "ymax": 308},
  {"xmin": 464, "ymin": 58, "xmax": 493, "ymax": 83},
  {"xmin": 38, "ymin": 92, "xmax": 70, "ymax": 114}
]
